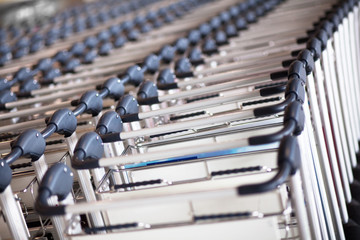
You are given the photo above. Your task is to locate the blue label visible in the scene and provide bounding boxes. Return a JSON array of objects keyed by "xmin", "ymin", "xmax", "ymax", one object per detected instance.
[{"xmin": 125, "ymin": 142, "xmax": 279, "ymax": 169}]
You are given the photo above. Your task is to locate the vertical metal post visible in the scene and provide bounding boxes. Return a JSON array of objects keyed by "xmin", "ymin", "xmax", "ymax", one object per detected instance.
[
  {"xmin": 306, "ymin": 73, "xmax": 343, "ymax": 239},
  {"xmin": 326, "ymin": 37, "xmax": 354, "ymax": 184},
  {"xmin": 333, "ymin": 30, "xmax": 358, "ymax": 167},
  {"xmin": 302, "ymin": 93, "xmax": 332, "ymax": 239},
  {"xmin": 289, "ymin": 170, "xmax": 311, "ymax": 240},
  {"xmin": 313, "ymin": 59, "xmax": 349, "ymax": 222},
  {"xmin": 0, "ymin": 186, "xmax": 29, "ymax": 240}
]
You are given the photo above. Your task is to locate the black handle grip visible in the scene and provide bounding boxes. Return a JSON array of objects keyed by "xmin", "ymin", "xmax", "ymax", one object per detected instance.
[
  {"xmin": 121, "ymin": 113, "xmax": 140, "ymax": 122},
  {"xmin": 270, "ymin": 70, "xmax": 288, "ymax": 80},
  {"xmin": 194, "ymin": 211, "xmax": 252, "ymax": 221},
  {"xmin": 101, "ymin": 133, "xmax": 122, "ymax": 143},
  {"xmin": 237, "ymin": 135, "xmax": 300, "ymax": 195},
  {"xmin": 253, "ymin": 75, "xmax": 305, "ymax": 117},
  {"xmin": 242, "ymin": 96, "xmax": 281, "ymax": 107},
  {"xmin": 186, "ymin": 93, "xmax": 219, "ymax": 103},
  {"xmin": 71, "ymin": 99, "xmax": 79, "ymax": 106},
  {"xmin": 253, "ymin": 92, "xmax": 296, "ymax": 117},
  {"xmin": 10, "ymin": 162, "xmax": 32, "ymax": 170},
  {"xmin": 250, "ymin": 101, "xmax": 304, "ymax": 145},
  {"xmin": 114, "ymin": 179, "xmax": 162, "ymax": 189},
  {"xmin": 157, "ymin": 82, "xmax": 179, "ymax": 90},
  {"xmin": 170, "ymin": 111, "xmax": 206, "ymax": 121},
  {"xmin": 249, "ymin": 120, "xmax": 296, "ymax": 145},
  {"xmin": 137, "ymin": 96, "xmax": 160, "ymax": 105},
  {"xmin": 84, "ymin": 223, "xmax": 138, "ymax": 234},
  {"xmin": 211, "ymin": 166, "xmax": 262, "ymax": 177},
  {"xmin": 259, "ymin": 84, "xmax": 286, "ymax": 96},
  {"xmin": 282, "ymin": 59, "xmax": 295, "ymax": 68}
]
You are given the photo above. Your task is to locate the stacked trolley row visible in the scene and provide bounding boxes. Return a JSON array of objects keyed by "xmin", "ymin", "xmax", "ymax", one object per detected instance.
[{"xmin": 1, "ymin": 0, "xmax": 360, "ymax": 239}]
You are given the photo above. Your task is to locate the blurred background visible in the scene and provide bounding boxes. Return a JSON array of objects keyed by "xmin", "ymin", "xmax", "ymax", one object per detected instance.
[{"xmin": 0, "ymin": 0, "xmax": 81, "ymax": 27}]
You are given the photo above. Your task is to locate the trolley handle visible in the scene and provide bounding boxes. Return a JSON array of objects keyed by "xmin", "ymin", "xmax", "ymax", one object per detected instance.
[
  {"xmin": 253, "ymin": 74, "xmax": 305, "ymax": 117},
  {"xmin": 250, "ymin": 100, "xmax": 304, "ymax": 145},
  {"xmin": 237, "ymin": 135, "xmax": 300, "ymax": 195},
  {"xmin": 123, "ymin": 80, "xmax": 290, "ymax": 123},
  {"xmin": 70, "ymin": 98, "xmax": 305, "ymax": 170},
  {"xmin": 35, "ymin": 135, "xmax": 300, "ymax": 217}
]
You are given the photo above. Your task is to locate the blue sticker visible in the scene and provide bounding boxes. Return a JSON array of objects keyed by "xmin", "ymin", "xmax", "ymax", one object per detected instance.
[{"xmin": 125, "ymin": 142, "xmax": 279, "ymax": 169}]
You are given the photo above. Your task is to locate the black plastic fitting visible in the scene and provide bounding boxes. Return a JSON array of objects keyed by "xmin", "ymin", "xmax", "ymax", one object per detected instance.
[
  {"xmin": 0, "ymin": 90, "xmax": 17, "ymax": 110},
  {"xmin": 288, "ymin": 60, "xmax": 307, "ymax": 83},
  {"xmin": 202, "ymin": 38, "xmax": 218, "ymax": 55},
  {"xmin": 47, "ymin": 108, "xmax": 77, "ymax": 137},
  {"xmin": 96, "ymin": 111, "xmax": 123, "ymax": 135},
  {"xmin": 123, "ymin": 65, "xmax": 144, "ymax": 86},
  {"xmin": 188, "ymin": 48, "xmax": 204, "ymax": 65},
  {"xmin": 285, "ymin": 76, "xmax": 305, "ymax": 104},
  {"xmin": 35, "ymin": 163, "xmax": 73, "ymax": 216},
  {"xmin": 306, "ymin": 38, "xmax": 322, "ymax": 61},
  {"xmin": 137, "ymin": 81, "xmax": 160, "ymax": 105},
  {"xmin": 315, "ymin": 29, "xmax": 328, "ymax": 50},
  {"xmin": 188, "ymin": 30, "xmax": 201, "ymax": 45},
  {"xmin": 42, "ymin": 68, "xmax": 61, "ymax": 84},
  {"xmin": 102, "ymin": 77, "xmax": 125, "ymax": 100},
  {"xmin": 297, "ymin": 49, "xmax": 314, "ymax": 75},
  {"xmin": 20, "ymin": 79, "xmax": 40, "ymax": 93},
  {"xmin": 259, "ymin": 84, "xmax": 286, "ymax": 97},
  {"xmin": 175, "ymin": 58, "xmax": 193, "ymax": 78},
  {"xmin": 174, "ymin": 38, "xmax": 190, "ymax": 54},
  {"xmin": 11, "ymin": 129, "xmax": 46, "ymax": 161},
  {"xmin": 143, "ymin": 54, "xmax": 160, "ymax": 73},
  {"xmin": 159, "ymin": 45, "xmax": 175, "ymax": 63},
  {"xmin": 71, "ymin": 132, "xmax": 103, "ymax": 169},
  {"xmin": 78, "ymin": 90, "xmax": 103, "ymax": 116},
  {"xmin": 14, "ymin": 67, "xmax": 33, "ymax": 82},
  {"xmin": 35, "ymin": 58, "xmax": 54, "ymax": 73},
  {"xmin": 157, "ymin": 68, "xmax": 176, "ymax": 85},
  {"xmin": 199, "ymin": 23, "xmax": 211, "ymax": 37},
  {"xmin": 215, "ymin": 31, "xmax": 229, "ymax": 45},
  {"xmin": 116, "ymin": 95, "xmax": 139, "ymax": 116}
]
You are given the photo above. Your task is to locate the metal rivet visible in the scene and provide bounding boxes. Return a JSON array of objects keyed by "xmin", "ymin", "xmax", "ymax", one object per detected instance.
[
  {"xmin": 64, "ymin": 167, "xmax": 67, "ymax": 172},
  {"xmin": 36, "ymin": 133, "xmax": 39, "ymax": 137}
]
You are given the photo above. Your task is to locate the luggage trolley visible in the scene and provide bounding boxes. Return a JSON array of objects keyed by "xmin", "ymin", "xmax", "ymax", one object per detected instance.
[{"xmin": 2, "ymin": 0, "xmax": 360, "ymax": 239}]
